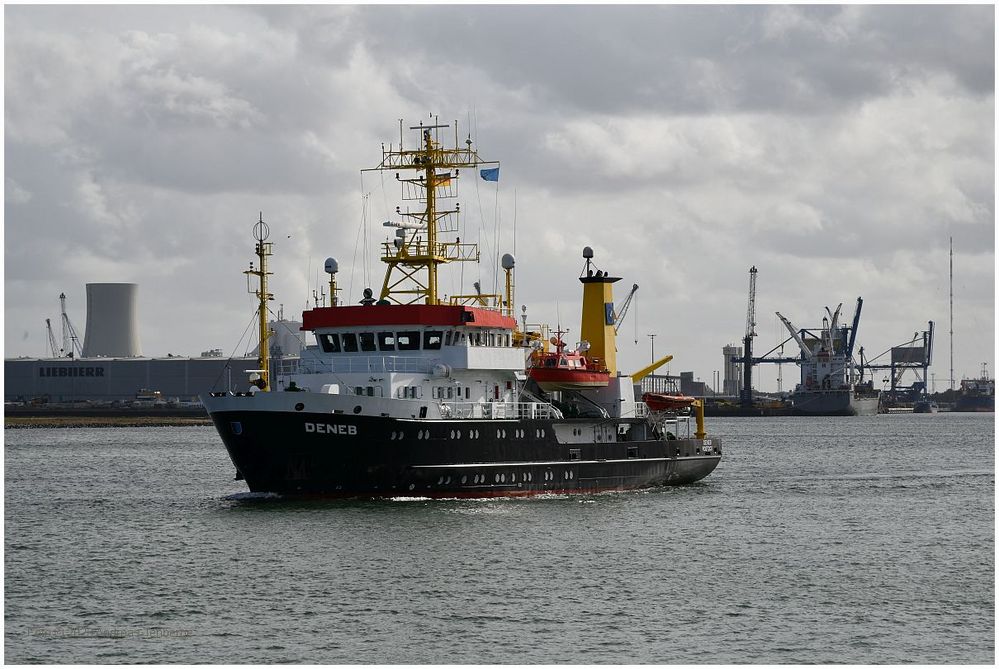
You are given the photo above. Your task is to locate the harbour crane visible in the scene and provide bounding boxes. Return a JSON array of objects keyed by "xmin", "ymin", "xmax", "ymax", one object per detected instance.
[
  {"xmin": 46, "ymin": 319, "xmax": 60, "ymax": 358},
  {"xmin": 59, "ymin": 293, "xmax": 84, "ymax": 358},
  {"xmin": 731, "ymin": 267, "xmax": 799, "ymax": 410},
  {"xmin": 741, "ymin": 267, "xmax": 757, "ymax": 409},
  {"xmin": 613, "ymin": 283, "xmax": 639, "ymax": 334}
]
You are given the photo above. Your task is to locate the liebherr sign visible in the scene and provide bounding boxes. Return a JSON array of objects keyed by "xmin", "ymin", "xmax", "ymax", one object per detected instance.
[{"xmin": 39, "ymin": 367, "xmax": 106, "ymax": 377}]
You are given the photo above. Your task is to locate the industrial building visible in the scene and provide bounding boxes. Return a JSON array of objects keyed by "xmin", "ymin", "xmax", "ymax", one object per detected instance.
[{"xmin": 5, "ymin": 282, "xmax": 306, "ymax": 404}]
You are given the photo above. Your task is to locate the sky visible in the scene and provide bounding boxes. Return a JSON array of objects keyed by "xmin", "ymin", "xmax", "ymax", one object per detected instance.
[{"xmin": 4, "ymin": 4, "xmax": 995, "ymax": 393}]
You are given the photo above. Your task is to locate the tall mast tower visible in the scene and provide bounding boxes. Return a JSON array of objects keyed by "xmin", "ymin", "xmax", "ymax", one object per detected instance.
[
  {"xmin": 245, "ymin": 214, "xmax": 273, "ymax": 391},
  {"xmin": 949, "ymin": 236, "xmax": 954, "ymax": 391},
  {"xmin": 364, "ymin": 118, "xmax": 498, "ymax": 305}
]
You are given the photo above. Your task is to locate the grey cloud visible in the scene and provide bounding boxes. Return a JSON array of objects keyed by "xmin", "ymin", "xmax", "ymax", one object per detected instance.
[{"xmin": 4, "ymin": 5, "xmax": 993, "ymax": 384}]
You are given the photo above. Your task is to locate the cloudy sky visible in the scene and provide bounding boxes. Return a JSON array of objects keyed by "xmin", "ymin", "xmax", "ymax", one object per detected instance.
[{"xmin": 5, "ymin": 5, "xmax": 994, "ymax": 392}]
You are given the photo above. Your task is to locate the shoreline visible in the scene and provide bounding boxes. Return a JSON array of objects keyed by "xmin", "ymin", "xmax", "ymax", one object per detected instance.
[{"xmin": 5, "ymin": 415, "xmax": 212, "ymax": 429}]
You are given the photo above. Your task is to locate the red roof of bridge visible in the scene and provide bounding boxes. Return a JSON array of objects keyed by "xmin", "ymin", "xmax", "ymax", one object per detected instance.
[{"xmin": 301, "ymin": 304, "xmax": 517, "ymax": 331}]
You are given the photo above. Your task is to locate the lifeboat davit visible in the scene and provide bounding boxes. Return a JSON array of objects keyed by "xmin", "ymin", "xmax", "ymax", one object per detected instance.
[
  {"xmin": 528, "ymin": 337, "xmax": 610, "ymax": 392},
  {"xmin": 642, "ymin": 392, "xmax": 697, "ymax": 413}
]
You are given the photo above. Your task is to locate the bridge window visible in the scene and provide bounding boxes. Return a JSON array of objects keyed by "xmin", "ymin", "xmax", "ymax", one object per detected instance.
[
  {"xmin": 378, "ymin": 332, "xmax": 396, "ymax": 351},
  {"xmin": 342, "ymin": 333, "xmax": 359, "ymax": 352},
  {"xmin": 318, "ymin": 333, "xmax": 340, "ymax": 353},
  {"xmin": 397, "ymin": 331, "xmax": 420, "ymax": 351},
  {"xmin": 445, "ymin": 331, "xmax": 453, "ymax": 346},
  {"xmin": 424, "ymin": 331, "xmax": 443, "ymax": 350},
  {"xmin": 359, "ymin": 332, "xmax": 377, "ymax": 352}
]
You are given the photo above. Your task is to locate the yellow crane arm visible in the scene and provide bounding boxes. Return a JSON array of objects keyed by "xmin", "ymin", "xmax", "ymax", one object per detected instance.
[{"xmin": 630, "ymin": 355, "xmax": 673, "ymax": 383}]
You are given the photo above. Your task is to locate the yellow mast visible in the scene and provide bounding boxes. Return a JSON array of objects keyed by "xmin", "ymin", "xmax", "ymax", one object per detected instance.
[
  {"xmin": 365, "ymin": 118, "xmax": 498, "ymax": 305},
  {"xmin": 244, "ymin": 213, "xmax": 273, "ymax": 390}
]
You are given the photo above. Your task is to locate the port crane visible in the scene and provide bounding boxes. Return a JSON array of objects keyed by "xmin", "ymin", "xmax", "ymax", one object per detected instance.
[
  {"xmin": 858, "ymin": 321, "xmax": 934, "ymax": 402},
  {"xmin": 46, "ymin": 319, "xmax": 60, "ymax": 358},
  {"xmin": 731, "ymin": 266, "xmax": 800, "ymax": 409},
  {"xmin": 741, "ymin": 267, "xmax": 757, "ymax": 408},
  {"xmin": 613, "ymin": 283, "xmax": 639, "ymax": 334},
  {"xmin": 59, "ymin": 292, "xmax": 84, "ymax": 358}
]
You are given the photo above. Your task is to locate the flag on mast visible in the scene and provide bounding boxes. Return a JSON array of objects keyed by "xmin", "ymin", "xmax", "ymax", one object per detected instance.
[{"xmin": 480, "ymin": 167, "xmax": 500, "ymax": 182}]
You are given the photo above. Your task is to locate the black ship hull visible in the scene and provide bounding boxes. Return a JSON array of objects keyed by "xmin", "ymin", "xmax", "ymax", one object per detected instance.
[
  {"xmin": 210, "ymin": 410, "xmax": 721, "ymax": 498},
  {"xmin": 953, "ymin": 396, "xmax": 995, "ymax": 412}
]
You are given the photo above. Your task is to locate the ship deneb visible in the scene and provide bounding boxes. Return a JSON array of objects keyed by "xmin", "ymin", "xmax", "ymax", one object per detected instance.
[{"xmin": 202, "ymin": 118, "xmax": 721, "ymax": 497}]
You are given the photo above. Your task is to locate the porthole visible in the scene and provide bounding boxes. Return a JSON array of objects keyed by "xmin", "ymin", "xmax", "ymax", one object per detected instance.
[
  {"xmin": 541, "ymin": 429, "xmax": 546, "ymax": 438},
  {"xmin": 461, "ymin": 475, "xmax": 467, "ymax": 484},
  {"xmin": 408, "ymin": 483, "xmax": 415, "ymax": 490},
  {"xmin": 496, "ymin": 430, "xmax": 502, "ymax": 439},
  {"xmin": 450, "ymin": 430, "xmax": 455, "ymax": 439},
  {"xmin": 294, "ymin": 402, "xmax": 305, "ymax": 411},
  {"xmin": 437, "ymin": 476, "xmax": 444, "ymax": 485},
  {"xmin": 500, "ymin": 474, "xmax": 506, "ymax": 483},
  {"xmin": 353, "ymin": 405, "xmax": 362, "ymax": 414},
  {"xmin": 457, "ymin": 430, "xmax": 462, "ymax": 439},
  {"xmin": 445, "ymin": 476, "xmax": 451, "ymax": 485},
  {"xmin": 494, "ymin": 474, "xmax": 501, "ymax": 483}
]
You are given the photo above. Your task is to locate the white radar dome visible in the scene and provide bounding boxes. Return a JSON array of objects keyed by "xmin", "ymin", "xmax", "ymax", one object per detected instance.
[
  {"xmin": 501, "ymin": 253, "xmax": 515, "ymax": 270},
  {"xmin": 582, "ymin": 246, "xmax": 594, "ymax": 259},
  {"xmin": 324, "ymin": 257, "xmax": 339, "ymax": 274}
]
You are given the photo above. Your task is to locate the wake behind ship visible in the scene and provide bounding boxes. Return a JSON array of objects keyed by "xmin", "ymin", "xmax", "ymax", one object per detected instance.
[{"xmin": 202, "ymin": 118, "xmax": 721, "ymax": 497}]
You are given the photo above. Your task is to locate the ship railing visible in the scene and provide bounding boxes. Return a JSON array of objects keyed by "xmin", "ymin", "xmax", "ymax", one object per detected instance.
[
  {"xmin": 440, "ymin": 401, "xmax": 563, "ymax": 420},
  {"xmin": 295, "ymin": 356, "xmax": 433, "ymax": 375}
]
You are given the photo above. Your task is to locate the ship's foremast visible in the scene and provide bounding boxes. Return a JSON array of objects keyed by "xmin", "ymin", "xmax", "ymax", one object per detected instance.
[{"xmin": 364, "ymin": 119, "xmax": 499, "ymax": 307}]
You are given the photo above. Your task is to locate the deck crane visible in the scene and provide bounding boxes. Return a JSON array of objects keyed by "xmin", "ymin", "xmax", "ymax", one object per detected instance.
[
  {"xmin": 59, "ymin": 292, "xmax": 84, "ymax": 358},
  {"xmin": 741, "ymin": 267, "xmax": 758, "ymax": 409},
  {"xmin": 46, "ymin": 319, "xmax": 60, "ymax": 358},
  {"xmin": 613, "ymin": 283, "xmax": 639, "ymax": 334}
]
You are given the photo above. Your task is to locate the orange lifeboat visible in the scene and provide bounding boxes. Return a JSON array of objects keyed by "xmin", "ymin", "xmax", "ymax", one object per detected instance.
[
  {"xmin": 642, "ymin": 392, "xmax": 697, "ymax": 413},
  {"xmin": 528, "ymin": 336, "xmax": 610, "ymax": 392}
]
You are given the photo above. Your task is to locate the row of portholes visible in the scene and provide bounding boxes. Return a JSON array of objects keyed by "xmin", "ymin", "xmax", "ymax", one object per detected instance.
[
  {"xmin": 449, "ymin": 429, "xmax": 482, "ymax": 439},
  {"xmin": 496, "ymin": 428, "xmax": 548, "ymax": 439},
  {"xmin": 389, "ymin": 431, "xmax": 406, "ymax": 440},
  {"xmin": 420, "ymin": 470, "xmax": 575, "ymax": 486}
]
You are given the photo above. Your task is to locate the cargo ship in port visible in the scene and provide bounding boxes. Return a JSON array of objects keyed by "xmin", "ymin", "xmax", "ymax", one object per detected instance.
[
  {"xmin": 954, "ymin": 366, "xmax": 995, "ymax": 412},
  {"xmin": 776, "ymin": 300, "xmax": 880, "ymax": 416},
  {"xmin": 200, "ymin": 118, "xmax": 721, "ymax": 497}
]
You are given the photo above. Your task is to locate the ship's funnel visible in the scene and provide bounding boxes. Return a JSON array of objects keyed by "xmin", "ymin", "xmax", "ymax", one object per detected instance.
[
  {"xmin": 579, "ymin": 249, "xmax": 621, "ymax": 374},
  {"xmin": 81, "ymin": 283, "xmax": 142, "ymax": 357}
]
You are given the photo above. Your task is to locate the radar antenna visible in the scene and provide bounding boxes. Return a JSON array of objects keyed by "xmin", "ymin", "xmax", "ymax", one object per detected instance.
[{"xmin": 364, "ymin": 118, "xmax": 499, "ymax": 305}]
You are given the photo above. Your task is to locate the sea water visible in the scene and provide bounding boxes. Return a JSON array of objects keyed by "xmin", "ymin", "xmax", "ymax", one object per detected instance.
[{"xmin": 4, "ymin": 413, "xmax": 994, "ymax": 663}]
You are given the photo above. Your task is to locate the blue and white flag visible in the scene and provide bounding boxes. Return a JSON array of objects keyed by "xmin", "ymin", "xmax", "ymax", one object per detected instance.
[{"xmin": 480, "ymin": 167, "xmax": 500, "ymax": 182}]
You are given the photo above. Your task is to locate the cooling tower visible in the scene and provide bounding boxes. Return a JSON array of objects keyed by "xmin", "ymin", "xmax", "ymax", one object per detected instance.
[{"xmin": 82, "ymin": 283, "xmax": 142, "ymax": 357}]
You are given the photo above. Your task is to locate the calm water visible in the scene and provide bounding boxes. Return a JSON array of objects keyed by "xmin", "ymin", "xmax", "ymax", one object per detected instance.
[{"xmin": 4, "ymin": 414, "xmax": 994, "ymax": 663}]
